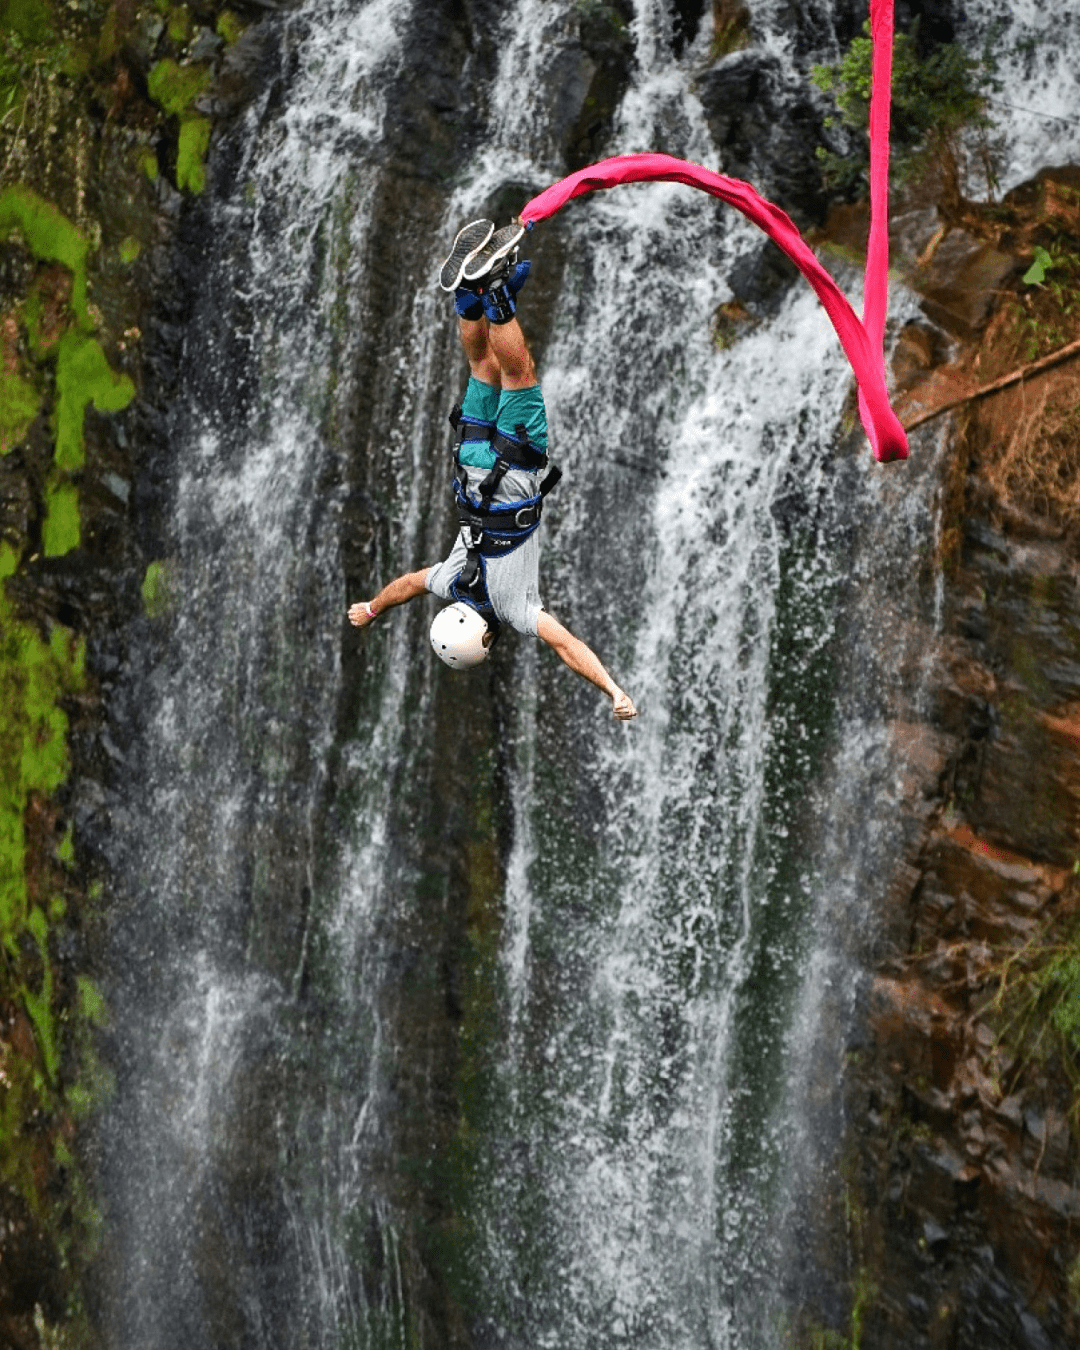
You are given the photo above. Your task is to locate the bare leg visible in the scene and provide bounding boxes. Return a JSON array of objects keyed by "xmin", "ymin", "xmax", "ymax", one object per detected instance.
[
  {"xmin": 487, "ymin": 315, "xmax": 536, "ymax": 389},
  {"xmin": 458, "ymin": 316, "xmax": 500, "ymax": 386},
  {"xmin": 536, "ymin": 611, "xmax": 637, "ymax": 719},
  {"xmin": 348, "ymin": 568, "xmax": 431, "ymax": 628}
]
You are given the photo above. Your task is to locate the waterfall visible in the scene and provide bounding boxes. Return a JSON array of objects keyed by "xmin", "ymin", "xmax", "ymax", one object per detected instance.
[{"xmin": 95, "ymin": 1, "xmax": 1079, "ymax": 1347}]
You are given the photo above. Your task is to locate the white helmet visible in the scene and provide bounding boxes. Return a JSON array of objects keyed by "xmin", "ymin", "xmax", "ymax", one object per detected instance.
[{"xmin": 430, "ymin": 602, "xmax": 491, "ymax": 669}]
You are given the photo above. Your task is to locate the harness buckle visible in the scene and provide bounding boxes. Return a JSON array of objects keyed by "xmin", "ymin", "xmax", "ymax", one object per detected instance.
[{"xmin": 514, "ymin": 504, "xmax": 539, "ymax": 529}]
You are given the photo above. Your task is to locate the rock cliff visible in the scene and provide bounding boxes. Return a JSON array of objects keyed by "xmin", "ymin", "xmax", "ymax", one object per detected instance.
[{"xmin": 2, "ymin": 1, "xmax": 1079, "ymax": 1347}]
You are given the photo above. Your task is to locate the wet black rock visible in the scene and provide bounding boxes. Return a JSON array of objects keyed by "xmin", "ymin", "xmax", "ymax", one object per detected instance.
[
  {"xmin": 726, "ymin": 238, "xmax": 801, "ymax": 315},
  {"xmin": 549, "ymin": 1, "xmax": 636, "ymax": 171},
  {"xmin": 697, "ymin": 48, "xmax": 828, "ymax": 227}
]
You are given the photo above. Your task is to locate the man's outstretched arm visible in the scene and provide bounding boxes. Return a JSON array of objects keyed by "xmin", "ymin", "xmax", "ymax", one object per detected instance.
[
  {"xmin": 536, "ymin": 611, "xmax": 637, "ymax": 720},
  {"xmin": 348, "ymin": 568, "xmax": 431, "ymax": 628}
]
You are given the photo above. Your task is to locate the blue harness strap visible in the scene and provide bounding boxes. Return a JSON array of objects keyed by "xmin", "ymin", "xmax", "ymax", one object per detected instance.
[
  {"xmin": 449, "ymin": 403, "xmax": 549, "ymax": 473},
  {"xmin": 446, "ymin": 404, "xmax": 562, "ymax": 621}
]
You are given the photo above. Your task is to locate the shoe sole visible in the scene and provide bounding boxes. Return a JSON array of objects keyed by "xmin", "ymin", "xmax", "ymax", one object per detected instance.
[
  {"xmin": 461, "ymin": 222, "xmax": 526, "ymax": 283},
  {"xmin": 439, "ymin": 220, "xmax": 494, "ymax": 292}
]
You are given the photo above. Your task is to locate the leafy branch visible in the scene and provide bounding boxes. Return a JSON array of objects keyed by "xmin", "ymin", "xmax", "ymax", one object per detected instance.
[{"xmin": 811, "ymin": 20, "xmax": 1003, "ymax": 221}]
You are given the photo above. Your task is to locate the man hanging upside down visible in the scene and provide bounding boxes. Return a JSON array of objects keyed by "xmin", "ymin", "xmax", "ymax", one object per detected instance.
[{"xmin": 348, "ymin": 219, "xmax": 637, "ymax": 721}]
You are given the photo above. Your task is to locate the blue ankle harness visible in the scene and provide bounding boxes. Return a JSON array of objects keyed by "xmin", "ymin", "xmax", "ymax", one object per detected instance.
[{"xmin": 448, "ymin": 404, "xmax": 562, "ymax": 621}]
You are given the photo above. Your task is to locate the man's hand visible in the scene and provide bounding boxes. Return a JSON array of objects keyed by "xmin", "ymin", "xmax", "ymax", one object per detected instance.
[
  {"xmin": 348, "ymin": 570, "xmax": 431, "ymax": 630},
  {"xmin": 611, "ymin": 687, "xmax": 637, "ymax": 720},
  {"xmin": 536, "ymin": 612, "xmax": 638, "ymax": 720}
]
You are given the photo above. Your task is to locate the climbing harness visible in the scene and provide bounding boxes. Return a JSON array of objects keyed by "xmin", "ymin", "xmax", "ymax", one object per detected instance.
[{"xmin": 447, "ymin": 404, "xmax": 562, "ymax": 622}]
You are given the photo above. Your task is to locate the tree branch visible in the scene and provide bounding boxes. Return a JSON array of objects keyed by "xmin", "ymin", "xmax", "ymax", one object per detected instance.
[{"xmin": 902, "ymin": 336, "xmax": 1080, "ymax": 432}]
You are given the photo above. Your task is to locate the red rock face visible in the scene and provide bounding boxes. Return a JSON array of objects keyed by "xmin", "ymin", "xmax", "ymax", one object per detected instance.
[{"xmin": 843, "ymin": 178, "xmax": 1080, "ymax": 1348}]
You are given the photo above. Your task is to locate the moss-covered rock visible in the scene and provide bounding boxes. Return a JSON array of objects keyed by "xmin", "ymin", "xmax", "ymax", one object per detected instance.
[{"xmin": 0, "ymin": 0, "xmax": 270, "ymax": 1342}]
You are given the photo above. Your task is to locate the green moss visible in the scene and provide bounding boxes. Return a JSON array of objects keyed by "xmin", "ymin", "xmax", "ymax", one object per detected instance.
[
  {"xmin": 0, "ymin": 367, "xmax": 41, "ymax": 453},
  {"xmin": 119, "ymin": 235, "xmax": 140, "ymax": 264},
  {"xmin": 147, "ymin": 57, "xmax": 210, "ymax": 116},
  {"xmin": 216, "ymin": 9, "xmax": 243, "ymax": 43},
  {"xmin": 55, "ymin": 823, "xmax": 73, "ymax": 865},
  {"xmin": 24, "ymin": 916, "xmax": 58, "ymax": 1080},
  {"xmin": 0, "ymin": 534, "xmax": 110, "ymax": 1329},
  {"xmin": 141, "ymin": 559, "xmax": 176, "ymax": 617},
  {"xmin": 0, "ymin": 537, "xmax": 85, "ymax": 1085},
  {"xmin": 138, "ymin": 147, "xmax": 160, "ymax": 182},
  {"xmin": 54, "ymin": 826, "xmax": 73, "ymax": 869},
  {"xmin": 177, "ymin": 113, "xmax": 211, "ymax": 193},
  {"xmin": 0, "ymin": 0, "xmax": 53, "ymax": 43},
  {"xmin": 0, "ymin": 186, "xmax": 89, "ymax": 328},
  {"xmin": 53, "ymin": 330, "xmax": 135, "ymax": 471},
  {"xmin": 42, "ymin": 478, "xmax": 80, "ymax": 556},
  {"xmin": 145, "ymin": 59, "xmax": 213, "ymax": 191},
  {"xmin": 1068, "ymin": 1252, "xmax": 1080, "ymax": 1314},
  {"xmin": 75, "ymin": 975, "xmax": 106, "ymax": 1028},
  {"xmin": 96, "ymin": 2, "xmax": 117, "ymax": 62},
  {"xmin": 166, "ymin": 5, "xmax": 191, "ymax": 42}
]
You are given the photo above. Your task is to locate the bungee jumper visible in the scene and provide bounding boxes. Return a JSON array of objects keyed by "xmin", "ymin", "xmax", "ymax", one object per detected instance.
[
  {"xmin": 348, "ymin": 220, "xmax": 638, "ymax": 722},
  {"xmin": 350, "ymin": 0, "xmax": 903, "ymax": 714}
]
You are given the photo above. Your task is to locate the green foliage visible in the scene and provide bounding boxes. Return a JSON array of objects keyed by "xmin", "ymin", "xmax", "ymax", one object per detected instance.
[
  {"xmin": 119, "ymin": 234, "xmax": 140, "ymax": 264},
  {"xmin": 811, "ymin": 21, "xmax": 999, "ymax": 206},
  {"xmin": 0, "ymin": 192, "xmax": 134, "ymax": 566},
  {"xmin": 988, "ymin": 918, "xmax": 1080, "ymax": 1087},
  {"xmin": 0, "ymin": 6, "xmax": 87, "ymax": 164},
  {"xmin": 1037, "ymin": 953, "xmax": 1080, "ymax": 1048},
  {"xmin": 1015, "ymin": 237, "xmax": 1080, "ymax": 360},
  {"xmin": 0, "ymin": 531, "xmax": 110, "ymax": 1331},
  {"xmin": 1023, "ymin": 245, "xmax": 1055, "ymax": 286},
  {"xmin": 709, "ymin": 1, "xmax": 749, "ymax": 60},
  {"xmin": 1069, "ymin": 1251, "xmax": 1080, "ymax": 1314},
  {"xmin": 0, "ymin": 0, "xmax": 53, "ymax": 43}
]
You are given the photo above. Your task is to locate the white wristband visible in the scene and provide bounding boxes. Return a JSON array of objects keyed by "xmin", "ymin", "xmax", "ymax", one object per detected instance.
[{"xmin": 365, "ymin": 601, "xmax": 377, "ymax": 619}]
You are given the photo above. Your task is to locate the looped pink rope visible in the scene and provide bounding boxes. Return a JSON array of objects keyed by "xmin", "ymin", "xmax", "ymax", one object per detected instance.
[{"xmin": 518, "ymin": 0, "xmax": 907, "ymax": 463}]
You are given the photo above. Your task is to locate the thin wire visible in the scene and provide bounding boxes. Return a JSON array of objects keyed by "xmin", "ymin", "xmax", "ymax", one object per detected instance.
[{"xmin": 984, "ymin": 96, "xmax": 1080, "ymax": 130}]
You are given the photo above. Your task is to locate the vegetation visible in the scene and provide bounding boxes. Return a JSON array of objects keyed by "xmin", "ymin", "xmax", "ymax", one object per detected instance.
[
  {"xmin": 973, "ymin": 178, "xmax": 1080, "ymax": 524},
  {"xmin": 0, "ymin": 0, "xmax": 250, "ymax": 1340},
  {"xmin": 0, "ymin": 537, "xmax": 109, "ymax": 1330},
  {"xmin": 988, "ymin": 918, "xmax": 1080, "ymax": 1078},
  {"xmin": 710, "ymin": 0, "xmax": 750, "ymax": 60},
  {"xmin": 811, "ymin": 21, "xmax": 1000, "ymax": 220},
  {"xmin": 1, "ymin": 186, "xmax": 135, "ymax": 559}
]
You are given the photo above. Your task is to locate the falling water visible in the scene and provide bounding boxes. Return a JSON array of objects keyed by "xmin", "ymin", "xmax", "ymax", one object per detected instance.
[{"xmin": 96, "ymin": 1, "xmax": 1080, "ymax": 1347}]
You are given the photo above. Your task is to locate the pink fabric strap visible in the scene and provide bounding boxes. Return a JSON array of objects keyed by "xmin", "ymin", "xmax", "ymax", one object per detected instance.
[{"xmin": 518, "ymin": 0, "xmax": 907, "ymax": 463}]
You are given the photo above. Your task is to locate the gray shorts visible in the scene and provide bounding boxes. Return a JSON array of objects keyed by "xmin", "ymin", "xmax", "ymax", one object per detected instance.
[{"xmin": 426, "ymin": 462, "xmax": 544, "ymax": 636}]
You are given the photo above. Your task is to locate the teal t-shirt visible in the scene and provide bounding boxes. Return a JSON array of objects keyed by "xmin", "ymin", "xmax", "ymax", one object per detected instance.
[{"xmin": 457, "ymin": 377, "xmax": 548, "ymax": 470}]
